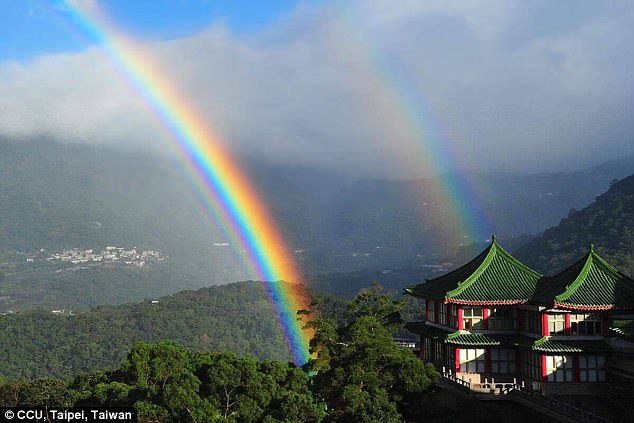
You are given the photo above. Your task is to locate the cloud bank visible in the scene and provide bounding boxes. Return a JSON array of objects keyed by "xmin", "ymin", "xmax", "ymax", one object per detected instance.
[{"xmin": 1, "ymin": 0, "xmax": 633, "ymax": 176}]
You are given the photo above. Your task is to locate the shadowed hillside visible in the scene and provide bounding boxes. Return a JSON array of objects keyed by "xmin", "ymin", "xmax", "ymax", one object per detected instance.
[{"xmin": 516, "ymin": 173, "xmax": 634, "ymax": 275}]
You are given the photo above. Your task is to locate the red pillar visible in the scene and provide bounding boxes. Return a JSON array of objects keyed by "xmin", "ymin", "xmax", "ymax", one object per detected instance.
[
  {"xmin": 602, "ymin": 314, "xmax": 609, "ymax": 335},
  {"xmin": 434, "ymin": 301, "xmax": 439, "ymax": 323},
  {"xmin": 485, "ymin": 349, "xmax": 491, "ymax": 373},
  {"xmin": 565, "ymin": 313, "xmax": 571, "ymax": 336},
  {"xmin": 455, "ymin": 348, "xmax": 461, "ymax": 373},
  {"xmin": 457, "ymin": 307, "xmax": 464, "ymax": 330},
  {"xmin": 542, "ymin": 313, "xmax": 549, "ymax": 337},
  {"xmin": 541, "ymin": 354, "xmax": 548, "ymax": 382},
  {"xmin": 425, "ymin": 299, "xmax": 430, "ymax": 321},
  {"xmin": 482, "ymin": 308, "xmax": 490, "ymax": 330}
]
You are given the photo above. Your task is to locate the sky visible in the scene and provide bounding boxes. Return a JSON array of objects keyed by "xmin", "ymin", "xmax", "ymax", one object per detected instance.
[{"xmin": 0, "ymin": 0, "xmax": 633, "ymax": 177}]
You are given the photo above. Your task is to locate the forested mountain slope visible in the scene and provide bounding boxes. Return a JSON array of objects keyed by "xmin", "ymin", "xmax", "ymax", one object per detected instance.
[
  {"xmin": 516, "ymin": 173, "xmax": 634, "ymax": 275},
  {"xmin": 0, "ymin": 281, "xmax": 335, "ymax": 379}
]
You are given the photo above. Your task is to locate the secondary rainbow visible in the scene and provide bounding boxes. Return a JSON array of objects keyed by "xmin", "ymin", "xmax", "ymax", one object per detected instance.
[
  {"xmin": 61, "ymin": 0, "xmax": 312, "ymax": 364},
  {"xmin": 330, "ymin": 5, "xmax": 494, "ymax": 244}
]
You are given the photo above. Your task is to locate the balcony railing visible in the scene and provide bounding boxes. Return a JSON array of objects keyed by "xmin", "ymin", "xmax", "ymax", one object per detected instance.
[{"xmin": 440, "ymin": 367, "xmax": 610, "ymax": 422}]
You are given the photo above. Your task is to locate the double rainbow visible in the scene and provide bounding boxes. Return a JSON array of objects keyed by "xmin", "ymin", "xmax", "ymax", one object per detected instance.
[{"xmin": 62, "ymin": 0, "xmax": 311, "ymax": 365}]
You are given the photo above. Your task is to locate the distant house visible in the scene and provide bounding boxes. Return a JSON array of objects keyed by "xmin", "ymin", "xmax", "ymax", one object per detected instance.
[{"xmin": 405, "ymin": 236, "xmax": 634, "ymax": 396}]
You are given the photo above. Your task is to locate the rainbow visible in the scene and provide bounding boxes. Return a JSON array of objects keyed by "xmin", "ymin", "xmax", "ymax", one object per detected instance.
[
  {"xmin": 328, "ymin": 6, "xmax": 493, "ymax": 245},
  {"xmin": 60, "ymin": 0, "xmax": 312, "ymax": 365}
]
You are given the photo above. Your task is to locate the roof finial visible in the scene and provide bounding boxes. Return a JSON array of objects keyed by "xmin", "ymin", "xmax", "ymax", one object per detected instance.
[
  {"xmin": 491, "ymin": 234, "xmax": 496, "ymax": 243},
  {"xmin": 589, "ymin": 243, "xmax": 595, "ymax": 253}
]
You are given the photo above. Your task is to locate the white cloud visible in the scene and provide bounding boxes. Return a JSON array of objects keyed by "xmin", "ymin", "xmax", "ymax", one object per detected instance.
[{"xmin": 1, "ymin": 0, "xmax": 633, "ymax": 176}]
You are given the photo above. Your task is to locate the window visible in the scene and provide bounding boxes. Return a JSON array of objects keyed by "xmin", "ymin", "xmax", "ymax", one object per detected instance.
[
  {"xmin": 428, "ymin": 301, "xmax": 436, "ymax": 322},
  {"xmin": 490, "ymin": 348, "xmax": 516, "ymax": 373},
  {"xmin": 447, "ymin": 346, "xmax": 456, "ymax": 370},
  {"xmin": 489, "ymin": 308, "xmax": 518, "ymax": 331},
  {"xmin": 571, "ymin": 314, "xmax": 602, "ymax": 336},
  {"xmin": 521, "ymin": 310, "xmax": 541, "ymax": 335},
  {"xmin": 579, "ymin": 355, "xmax": 606, "ymax": 382},
  {"xmin": 463, "ymin": 307, "xmax": 483, "ymax": 331},
  {"xmin": 422, "ymin": 338, "xmax": 432, "ymax": 362},
  {"xmin": 521, "ymin": 351, "xmax": 542, "ymax": 380},
  {"xmin": 460, "ymin": 348, "xmax": 486, "ymax": 373},
  {"xmin": 434, "ymin": 341, "xmax": 443, "ymax": 365},
  {"xmin": 438, "ymin": 303, "xmax": 447, "ymax": 325},
  {"xmin": 447, "ymin": 304, "xmax": 457, "ymax": 328},
  {"xmin": 548, "ymin": 314, "xmax": 566, "ymax": 336},
  {"xmin": 546, "ymin": 355, "xmax": 574, "ymax": 382}
]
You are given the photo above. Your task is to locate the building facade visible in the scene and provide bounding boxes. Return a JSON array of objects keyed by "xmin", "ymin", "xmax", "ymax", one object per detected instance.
[{"xmin": 405, "ymin": 237, "xmax": 634, "ymax": 395}]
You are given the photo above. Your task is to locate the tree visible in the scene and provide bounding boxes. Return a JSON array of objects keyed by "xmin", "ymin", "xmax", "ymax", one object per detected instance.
[
  {"xmin": 306, "ymin": 285, "xmax": 439, "ymax": 422},
  {"xmin": 198, "ymin": 352, "xmax": 325, "ymax": 423},
  {"xmin": 20, "ymin": 379, "xmax": 76, "ymax": 408},
  {"xmin": 120, "ymin": 341, "xmax": 219, "ymax": 423},
  {"xmin": 348, "ymin": 282, "xmax": 405, "ymax": 326}
]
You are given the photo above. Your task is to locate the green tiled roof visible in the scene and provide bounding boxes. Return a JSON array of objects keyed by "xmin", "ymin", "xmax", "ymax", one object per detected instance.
[
  {"xmin": 531, "ymin": 246, "xmax": 634, "ymax": 310},
  {"xmin": 446, "ymin": 332, "xmax": 501, "ymax": 346},
  {"xmin": 405, "ymin": 237, "xmax": 541, "ymax": 305},
  {"xmin": 405, "ymin": 322, "xmax": 519, "ymax": 347},
  {"xmin": 531, "ymin": 337, "xmax": 611, "ymax": 354}
]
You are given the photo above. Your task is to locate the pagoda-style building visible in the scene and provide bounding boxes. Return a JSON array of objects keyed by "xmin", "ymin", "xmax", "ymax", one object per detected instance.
[{"xmin": 405, "ymin": 237, "xmax": 634, "ymax": 395}]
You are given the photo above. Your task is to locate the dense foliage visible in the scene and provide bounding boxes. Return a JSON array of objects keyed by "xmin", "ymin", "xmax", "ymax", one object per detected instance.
[
  {"xmin": 0, "ymin": 341, "xmax": 326, "ymax": 423},
  {"xmin": 0, "ymin": 281, "xmax": 335, "ymax": 379},
  {"xmin": 305, "ymin": 284, "xmax": 439, "ymax": 422},
  {"xmin": 0, "ymin": 286, "xmax": 440, "ymax": 422},
  {"xmin": 517, "ymin": 173, "xmax": 634, "ymax": 275}
]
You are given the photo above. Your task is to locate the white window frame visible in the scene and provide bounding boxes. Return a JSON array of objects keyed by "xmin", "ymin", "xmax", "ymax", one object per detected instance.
[
  {"xmin": 548, "ymin": 314, "xmax": 566, "ymax": 336},
  {"xmin": 460, "ymin": 348, "xmax": 485, "ymax": 373},
  {"xmin": 546, "ymin": 355, "xmax": 574, "ymax": 382},
  {"xmin": 463, "ymin": 307, "xmax": 483, "ymax": 331}
]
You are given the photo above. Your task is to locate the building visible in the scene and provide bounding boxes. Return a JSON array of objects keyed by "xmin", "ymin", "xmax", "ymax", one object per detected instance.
[{"xmin": 405, "ymin": 236, "xmax": 634, "ymax": 395}]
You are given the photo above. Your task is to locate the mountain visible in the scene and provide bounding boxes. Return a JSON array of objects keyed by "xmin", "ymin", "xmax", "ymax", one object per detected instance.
[
  {"xmin": 314, "ymin": 159, "xmax": 634, "ymax": 266},
  {"xmin": 0, "ymin": 280, "xmax": 339, "ymax": 380},
  {"xmin": 516, "ymin": 173, "xmax": 634, "ymax": 275},
  {"xmin": 0, "ymin": 138, "xmax": 632, "ymax": 311}
]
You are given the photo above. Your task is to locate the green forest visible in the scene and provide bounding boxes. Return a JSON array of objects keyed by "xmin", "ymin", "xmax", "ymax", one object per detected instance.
[
  {"xmin": 518, "ymin": 174, "xmax": 634, "ymax": 275},
  {"xmin": 0, "ymin": 286, "xmax": 538, "ymax": 423},
  {"xmin": 0, "ymin": 282, "xmax": 313, "ymax": 379},
  {"xmin": 0, "ymin": 286, "xmax": 442, "ymax": 422}
]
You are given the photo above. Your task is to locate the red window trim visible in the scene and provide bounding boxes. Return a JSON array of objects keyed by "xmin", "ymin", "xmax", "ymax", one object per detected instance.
[
  {"xmin": 457, "ymin": 307, "xmax": 464, "ymax": 330},
  {"xmin": 541, "ymin": 354, "xmax": 548, "ymax": 382},
  {"xmin": 565, "ymin": 313, "xmax": 571, "ymax": 336},
  {"xmin": 541, "ymin": 313, "xmax": 549, "ymax": 337}
]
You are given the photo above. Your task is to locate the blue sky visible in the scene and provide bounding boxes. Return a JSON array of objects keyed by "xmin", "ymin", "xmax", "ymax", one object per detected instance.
[{"xmin": 0, "ymin": 0, "xmax": 313, "ymax": 61}]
